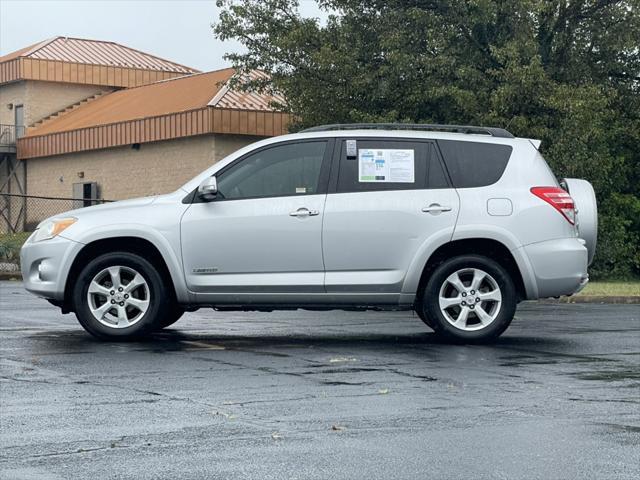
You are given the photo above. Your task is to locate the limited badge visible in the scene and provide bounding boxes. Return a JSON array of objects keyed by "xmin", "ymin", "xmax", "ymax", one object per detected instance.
[{"xmin": 193, "ymin": 267, "xmax": 219, "ymax": 274}]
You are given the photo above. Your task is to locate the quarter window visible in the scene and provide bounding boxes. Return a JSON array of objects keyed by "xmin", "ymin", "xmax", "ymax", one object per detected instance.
[
  {"xmin": 217, "ymin": 141, "xmax": 327, "ymax": 200},
  {"xmin": 437, "ymin": 140, "xmax": 512, "ymax": 188}
]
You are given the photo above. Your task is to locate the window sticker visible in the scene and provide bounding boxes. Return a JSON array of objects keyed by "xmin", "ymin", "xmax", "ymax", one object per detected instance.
[{"xmin": 358, "ymin": 149, "xmax": 415, "ymax": 183}]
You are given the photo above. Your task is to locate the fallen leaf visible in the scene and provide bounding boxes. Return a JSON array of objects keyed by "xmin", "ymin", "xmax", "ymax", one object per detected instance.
[{"xmin": 213, "ymin": 410, "xmax": 236, "ymax": 419}]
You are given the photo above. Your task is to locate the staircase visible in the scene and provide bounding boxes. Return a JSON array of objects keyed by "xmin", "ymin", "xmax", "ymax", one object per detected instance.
[{"xmin": 28, "ymin": 90, "xmax": 111, "ymax": 131}]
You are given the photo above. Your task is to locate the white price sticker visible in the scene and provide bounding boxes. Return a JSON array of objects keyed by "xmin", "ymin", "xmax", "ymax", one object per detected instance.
[{"xmin": 358, "ymin": 149, "xmax": 415, "ymax": 183}]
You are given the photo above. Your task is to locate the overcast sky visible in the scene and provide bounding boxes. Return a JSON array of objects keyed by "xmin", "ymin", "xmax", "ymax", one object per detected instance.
[{"xmin": 0, "ymin": 0, "xmax": 327, "ymax": 72}]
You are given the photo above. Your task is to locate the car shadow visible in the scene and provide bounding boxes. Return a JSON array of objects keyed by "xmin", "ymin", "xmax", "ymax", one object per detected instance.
[{"xmin": 27, "ymin": 326, "xmax": 572, "ymax": 356}]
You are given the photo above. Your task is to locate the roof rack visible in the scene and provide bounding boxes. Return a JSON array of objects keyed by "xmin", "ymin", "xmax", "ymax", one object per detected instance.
[{"xmin": 300, "ymin": 123, "xmax": 514, "ymax": 138}]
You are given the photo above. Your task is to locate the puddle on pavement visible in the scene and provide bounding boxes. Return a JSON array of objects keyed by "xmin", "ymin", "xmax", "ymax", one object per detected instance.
[
  {"xmin": 320, "ymin": 380, "xmax": 372, "ymax": 386},
  {"xmin": 595, "ymin": 423, "xmax": 640, "ymax": 446},
  {"xmin": 601, "ymin": 423, "xmax": 640, "ymax": 434},
  {"xmin": 571, "ymin": 369, "xmax": 640, "ymax": 381},
  {"xmin": 498, "ymin": 350, "xmax": 615, "ymax": 368},
  {"xmin": 303, "ymin": 367, "xmax": 383, "ymax": 374}
]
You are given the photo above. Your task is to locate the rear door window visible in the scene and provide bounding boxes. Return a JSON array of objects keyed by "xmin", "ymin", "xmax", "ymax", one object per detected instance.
[
  {"xmin": 427, "ymin": 145, "xmax": 450, "ymax": 189},
  {"xmin": 336, "ymin": 139, "xmax": 429, "ymax": 193},
  {"xmin": 437, "ymin": 140, "xmax": 512, "ymax": 188}
]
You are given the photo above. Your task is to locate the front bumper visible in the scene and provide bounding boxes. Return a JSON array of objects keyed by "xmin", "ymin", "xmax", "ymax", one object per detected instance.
[
  {"xmin": 522, "ymin": 237, "xmax": 589, "ymax": 299},
  {"xmin": 20, "ymin": 234, "xmax": 84, "ymax": 301}
]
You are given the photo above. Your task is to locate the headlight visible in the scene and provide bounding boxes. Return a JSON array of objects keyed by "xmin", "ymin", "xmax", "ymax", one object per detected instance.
[{"xmin": 32, "ymin": 217, "xmax": 77, "ymax": 242}]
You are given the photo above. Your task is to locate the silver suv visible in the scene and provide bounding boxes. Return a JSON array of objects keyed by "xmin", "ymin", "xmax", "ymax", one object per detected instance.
[{"xmin": 21, "ymin": 124, "xmax": 597, "ymax": 342}]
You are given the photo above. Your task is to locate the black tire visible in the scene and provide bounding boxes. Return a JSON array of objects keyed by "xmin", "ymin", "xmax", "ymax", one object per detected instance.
[
  {"xmin": 156, "ymin": 305, "xmax": 185, "ymax": 330},
  {"xmin": 415, "ymin": 308, "xmax": 435, "ymax": 329},
  {"xmin": 419, "ymin": 255, "xmax": 516, "ymax": 343},
  {"xmin": 72, "ymin": 252, "xmax": 172, "ymax": 340}
]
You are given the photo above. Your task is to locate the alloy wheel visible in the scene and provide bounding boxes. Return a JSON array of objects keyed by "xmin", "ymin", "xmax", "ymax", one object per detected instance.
[
  {"xmin": 438, "ymin": 268, "xmax": 502, "ymax": 331},
  {"xmin": 86, "ymin": 265, "xmax": 150, "ymax": 329}
]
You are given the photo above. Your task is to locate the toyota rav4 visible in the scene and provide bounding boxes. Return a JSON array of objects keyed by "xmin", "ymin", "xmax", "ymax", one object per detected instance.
[{"xmin": 20, "ymin": 124, "xmax": 597, "ymax": 342}]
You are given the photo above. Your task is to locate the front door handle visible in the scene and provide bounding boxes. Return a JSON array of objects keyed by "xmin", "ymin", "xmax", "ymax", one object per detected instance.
[
  {"xmin": 289, "ymin": 208, "xmax": 319, "ymax": 217},
  {"xmin": 422, "ymin": 204, "xmax": 452, "ymax": 214}
]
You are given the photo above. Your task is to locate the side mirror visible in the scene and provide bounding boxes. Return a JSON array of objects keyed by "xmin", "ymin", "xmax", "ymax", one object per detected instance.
[{"xmin": 197, "ymin": 176, "xmax": 218, "ymax": 201}]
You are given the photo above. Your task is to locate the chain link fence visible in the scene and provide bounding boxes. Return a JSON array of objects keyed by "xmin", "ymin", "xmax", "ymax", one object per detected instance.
[{"xmin": 0, "ymin": 193, "xmax": 112, "ymax": 235}]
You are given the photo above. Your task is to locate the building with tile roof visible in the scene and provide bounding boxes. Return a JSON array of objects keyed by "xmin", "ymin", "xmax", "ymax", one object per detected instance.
[{"xmin": 0, "ymin": 38, "xmax": 289, "ymax": 232}]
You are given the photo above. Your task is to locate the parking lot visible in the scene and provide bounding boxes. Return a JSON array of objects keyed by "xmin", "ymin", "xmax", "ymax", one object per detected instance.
[{"xmin": 0, "ymin": 280, "xmax": 639, "ymax": 479}]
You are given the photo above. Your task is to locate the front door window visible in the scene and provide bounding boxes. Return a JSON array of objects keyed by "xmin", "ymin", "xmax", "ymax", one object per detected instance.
[{"xmin": 216, "ymin": 141, "xmax": 327, "ymax": 200}]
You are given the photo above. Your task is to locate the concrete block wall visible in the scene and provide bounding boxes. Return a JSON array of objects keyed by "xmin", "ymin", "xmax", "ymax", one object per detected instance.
[{"xmin": 0, "ymin": 80, "xmax": 109, "ymax": 127}]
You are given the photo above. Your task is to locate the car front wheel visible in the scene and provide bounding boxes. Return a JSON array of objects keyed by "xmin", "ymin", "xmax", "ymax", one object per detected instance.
[
  {"xmin": 420, "ymin": 255, "xmax": 517, "ymax": 343},
  {"xmin": 72, "ymin": 252, "xmax": 172, "ymax": 340},
  {"xmin": 156, "ymin": 305, "xmax": 185, "ymax": 330}
]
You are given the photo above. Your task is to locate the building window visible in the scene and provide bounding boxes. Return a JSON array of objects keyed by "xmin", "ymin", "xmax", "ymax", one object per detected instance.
[{"xmin": 14, "ymin": 104, "xmax": 24, "ymax": 138}]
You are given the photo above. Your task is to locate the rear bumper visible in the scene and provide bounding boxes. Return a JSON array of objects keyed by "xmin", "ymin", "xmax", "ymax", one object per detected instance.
[
  {"xmin": 20, "ymin": 234, "xmax": 83, "ymax": 301},
  {"xmin": 522, "ymin": 237, "xmax": 589, "ymax": 299}
]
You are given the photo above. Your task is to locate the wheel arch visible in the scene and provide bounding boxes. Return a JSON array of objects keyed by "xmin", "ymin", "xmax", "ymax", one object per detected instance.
[
  {"xmin": 63, "ymin": 236, "xmax": 184, "ymax": 312},
  {"xmin": 412, "ymin": 238, "xmax": 529, "ymax": 306}
]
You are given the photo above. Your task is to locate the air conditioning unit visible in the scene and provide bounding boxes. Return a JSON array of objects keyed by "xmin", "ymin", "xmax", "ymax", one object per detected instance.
[{"xmin": 72, "ymin": 182, "xmax": 98, "ymax": 209}]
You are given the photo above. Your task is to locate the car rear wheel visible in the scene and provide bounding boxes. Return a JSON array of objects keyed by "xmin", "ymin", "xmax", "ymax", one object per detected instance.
[
  {"xmin": 420, "ymin": 255, "xmax": 516, "ymax": 343},
  {"xmin": 72, "ymin": 252, "xmax": 172, "ymax": 340}
]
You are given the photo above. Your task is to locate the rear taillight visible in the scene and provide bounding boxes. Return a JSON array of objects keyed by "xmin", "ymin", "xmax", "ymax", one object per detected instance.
[{"xmin": 531, "ymin": 186, "xmax": 576, "ymax": 224}]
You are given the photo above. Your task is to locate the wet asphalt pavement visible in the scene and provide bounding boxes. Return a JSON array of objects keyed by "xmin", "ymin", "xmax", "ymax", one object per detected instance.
[{"xmin": 0, "ymin": 281, "xmax": 639, "ymax": 480}]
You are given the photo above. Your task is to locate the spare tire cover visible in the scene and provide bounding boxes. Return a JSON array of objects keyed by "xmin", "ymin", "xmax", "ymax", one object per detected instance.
[{"xmin": 564, "ymin": 178, "xmax": 598, "ymax": 266}]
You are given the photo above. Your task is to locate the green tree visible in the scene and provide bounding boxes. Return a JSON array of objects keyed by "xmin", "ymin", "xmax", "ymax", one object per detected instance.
[{"xmin": 214, "ymin": 0, "xmax": 640, "ymax": 278}]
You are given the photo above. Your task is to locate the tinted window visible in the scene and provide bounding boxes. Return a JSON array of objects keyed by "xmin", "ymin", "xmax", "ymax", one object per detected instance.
[
  {"xmin": 217, "ymin": 141, "xmax": 327, "ymax": 200},
  {"xmin": 337, "ymin": 140, "xmax": 428, "ymax": 193},
  {"xmin": 427, "ymin": 148, "xmax": 450, "ymax": 189},
  {"xmin": 437, "ymin": 140, "xmax": 512, "ymax": 188}
]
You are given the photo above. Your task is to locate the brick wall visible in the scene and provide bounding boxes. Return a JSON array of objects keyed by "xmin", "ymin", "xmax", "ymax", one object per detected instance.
[
  {"xmin": 0, "ymin": 82, "xmax": 26, "ymax": 125},
  {"xmin": 25, "ymin": 133, "xmax": 262, "ymax": 204},
  {"xmin": 0, "ymin": 80, "xmax": 110, "ymax": 127}
]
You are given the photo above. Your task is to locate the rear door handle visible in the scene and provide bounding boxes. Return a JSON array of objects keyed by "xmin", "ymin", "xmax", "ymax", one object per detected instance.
[
  {"xmin": 422, "ymin": 204, "xmax": 452, "ymax": 213},
  {"xmin": 289, "ymin": 208, "xmax": 319, "ymax": 217}
]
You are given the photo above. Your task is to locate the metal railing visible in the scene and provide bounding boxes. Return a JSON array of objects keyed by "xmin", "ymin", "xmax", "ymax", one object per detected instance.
[
  {"xmin": 0, "ymin": 193, "xmax": 112, "ymax": 234},
  {"xmin": 0, "ymin": 125, "xmax": 25, "ymax": 147}
]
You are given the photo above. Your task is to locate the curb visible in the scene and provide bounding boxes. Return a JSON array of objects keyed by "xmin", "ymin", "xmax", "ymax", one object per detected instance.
[{"xmin": 540, "ymin": 296, "xmax": 640, "ymax": 305}]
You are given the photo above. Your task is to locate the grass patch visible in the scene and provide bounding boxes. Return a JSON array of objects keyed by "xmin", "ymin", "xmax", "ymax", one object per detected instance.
[
  {"xmin": 579, "ymin": 281, "xmax": 640, "ymax": 297},
  {"xmin": 0, "ymin": 231, "xmax": 31, "ymax": 265}
]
